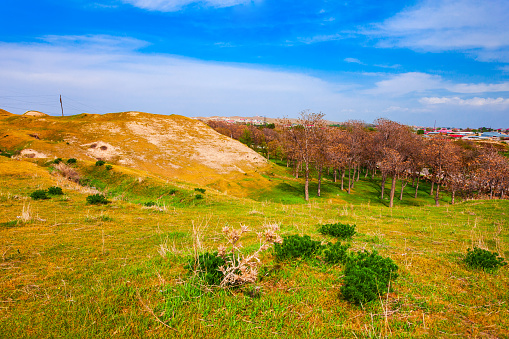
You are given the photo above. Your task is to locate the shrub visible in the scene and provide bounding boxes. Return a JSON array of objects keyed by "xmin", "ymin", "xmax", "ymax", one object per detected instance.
[
  {"xmin": 319, "ymin": 222, "xmax": 356, "ymax": 239},
  {"xmin": 169, "ymin": 189, "xmax": 178, "ymax": 195},
  {"xmin": 67, "ymin": 158, "xmax": 77, "ymax": 164},
  {"xmin": 195, "ymin": 194, "xmax": 203, "ymax": 200},
  {"xmin": 464, "ymin": 247, "xmax": 507, "ymax": 271},
  {"xmin": 143, "ymin": 201, "xmax": 156, "ymax": 207},
  {"xmin": 95, "ymin": 160, "xmax": 105, "ymax": 166},
  {"xmin": 194, "ymin": 188, "xmax": 206, "ymax": 194},
  {"xmin": 274, "ymin": 235, "xmax": 322, "ymax": 261},
  {"xmin": 105, "ymin": 165, "xmax": 113, "ymax": 170},
  {"xmin": 47, "ymin": 186, "xmax": 64, "ymax": 195},
  {"xmin": 86, "ymin": 194, "xmax": 110, "ymax": 205},
  {"xmin": 323, "ymin": 241, "xmax": 350, "ymax": 264},
  {"xmin": 185, "ymin": 252, "xmax": 226, "ymax": 286},
  {"xmin": 30, "ymin": 190, "xmax": 49, "ymax": 200},
  {"xmin": 53, "ymin": 158, "xmax": 63, "ymax": 164},
  {"xmin": 341, "ymin": 250, "xmax": 399, "ymax": 305}
]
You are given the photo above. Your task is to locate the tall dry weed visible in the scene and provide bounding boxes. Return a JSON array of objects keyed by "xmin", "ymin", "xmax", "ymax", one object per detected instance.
[{"xmin": 19, "ymin": 203, "xmax": 32, "ymax": 223}]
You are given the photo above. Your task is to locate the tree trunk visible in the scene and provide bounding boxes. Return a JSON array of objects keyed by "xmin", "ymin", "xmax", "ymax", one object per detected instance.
[
  {"xmin": 365, "ymin": 167, "xmax": 369, "ymax": 178},
  {"xmin": 501, "ymin": 189, "xmax": 505, "ymax": 199},
  {"xmin": 348, "ymin": 166, "xmax": 352, "ymax": 194},
  {"xmin": 372, "ymin": 168, "xmax": 376, "ymax": 179},
  {"xmin": 381, "ymin": 174, "xmax": 387, "ymax": 199},
  {"xmin": 317, "ymin": 166, "xmax": 322, "ymax": 197},
  {"xmin": 305, "ymin": 162, "xmax": 309, "ymax": 201},
  {"xmin": 414, "ymin": 175, "xmax": 420, "ymax": 199},
  {"xmin": 294, "ymin": 161, "xmax": 299, "ymax": 179},
  {"xmin": 389, "ymin": 174, "xmax": 397, "ymax": 208},
  {"xmin": 490, "ymin": 187, "xmax": 493, "ymax": 200},
  {"xmin": 357, "ymin": 166, "xmax": 360, "ymax": 181},
  {"xmin": 334, "ymin": 169, "xmax": 337, "ymax": 183},
  {"xmin": 430, "ymin": 181, "xmax": 434, "ymax": 195},
  {"xmin": 451, "ymin": 190, "xmax": 455, "ymax": 205},
  {"xmin": 351, "ymin": 166, "xmax": 356, "ymax": 189},
  {"xmin": 399, "ymin": 179, "xmax": 407, "ymax": 200},
  {"xmin": 435, "ymin": 183, "xmax": 440, "ymax": 206},
  {"xmin": 341, "ymin": 169, "xmax": 345, "ymax": 190},
  {"xmin": 286, "ymin": 158, "xmax": 289, "ymax": 167}
]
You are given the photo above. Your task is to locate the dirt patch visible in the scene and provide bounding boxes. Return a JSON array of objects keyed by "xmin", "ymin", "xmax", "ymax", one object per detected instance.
[
  {"xmin": 83, "ymin": 141, "xmax": 122, "ymax": 161},
  {"xmin": 23, "ymin": 111, "xmax": 48, "ymax": 117},
  {"xmin": 18, "ymin": 149, "xmax": 48, "ymax": 159}
]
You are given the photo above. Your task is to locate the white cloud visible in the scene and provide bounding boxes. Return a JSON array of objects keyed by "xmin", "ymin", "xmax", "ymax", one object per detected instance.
[
  {"xmin": 297, "ymin": 34, "xmax": 344, "ymax": 44},
  {"xmin": 448, "ymin": 82, "xmax": 509, "ymax": 93},
  {"xmin": 344, "ymin": 58, "xmax": 364, "ymax": 65},
  {"xmin": 364, "ymin": 72, "xmax": 443, "ymax": 96},
  {"xmin": 420, "ymin": 96, "xmax": 509, "ymax": 106},
  {"xmin": 366, "ymin": 0, "xmax": 509, "ymax": 61},
  {"xmin": 121, "ymin": 0, "xmax": 255, "ymax": 11}
]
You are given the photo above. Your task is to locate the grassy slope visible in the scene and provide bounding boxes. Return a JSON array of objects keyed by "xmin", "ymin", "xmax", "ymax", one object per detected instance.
[{"xmin": 0, "ymin": 157, "xmax": 508, "ymax": 338}]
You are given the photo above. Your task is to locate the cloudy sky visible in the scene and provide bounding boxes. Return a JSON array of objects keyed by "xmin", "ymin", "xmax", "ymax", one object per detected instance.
[{"xmin": 1, "ymin": 0, "xmax": 508, "ymax": 127}]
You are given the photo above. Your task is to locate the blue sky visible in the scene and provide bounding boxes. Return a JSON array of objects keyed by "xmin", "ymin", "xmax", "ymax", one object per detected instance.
[{"xmin": 0, "ymin": 0, "xmax": 508, "ymax": 127}]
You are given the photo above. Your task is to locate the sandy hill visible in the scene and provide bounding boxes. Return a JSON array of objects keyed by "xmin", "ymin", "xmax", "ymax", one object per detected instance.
[{"xmin": 0, "ymin": 110, "xmax": 271, "ymax": 196}]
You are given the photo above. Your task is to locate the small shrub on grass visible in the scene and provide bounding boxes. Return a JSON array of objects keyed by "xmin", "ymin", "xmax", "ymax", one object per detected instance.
[
  {"xmin": 143, "ymin": 201, "xmax": 156, "ymax": 207},
  {"xmin": 169, "ymin": 189, "xmax": 178, "ymax": 195},
  {"xmin": 53, "ymin": 158, "xmax": 63, "ymax": 164},
  {"xmin": 194, "ymin": 188, "xmax": 206, "ymax": 194},
  {"xmin": 185, "ymin": 252, "xmax": 226, "ymax": 286},
  {"xmin": 319, "ymin": 222, "xmax": 356, "ymax": 239},
  {"xmin": 341, "ymin": 250, "xmax": 399, "ymax": 305},
  {"xmin": 47, "ymin": 186, "xmax": 63, "ymax": 195},
  {"xmin": 66, "ymin": 158, "xmax": 77, "ymax": 164},
  {"xmin": 86, "ymin": 194, "xmax": 110, "ymax": 205},
  {"xmin": 323, "ymin": 241, "xmax": 350, "ymax": 264},
  {"xmin": 30, "ymin": 190, "xmax": 49, "ymax": 200},
  {"xmin": 95, "ymin": 160, "xmax": 105, "ymax": 166},
  {"xmin": 274, "ymin": 235, "xmax": 322, "ymax": 261},
  {"xmin": 195, "ymin": 194, "xmax": 203, "ymax": 200},
  {"xmin": 464, "ymin": 247, "xmax": 507, "ymax": 271},
  {"xmin": 105, "ymin": 165, "xmax": 113, "ymax": 171}
]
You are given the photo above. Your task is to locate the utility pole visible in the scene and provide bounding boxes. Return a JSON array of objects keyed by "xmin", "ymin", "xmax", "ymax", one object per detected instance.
[{"xmin": 60, "ymin": 95, "xmax": 64, "ymax": 116}]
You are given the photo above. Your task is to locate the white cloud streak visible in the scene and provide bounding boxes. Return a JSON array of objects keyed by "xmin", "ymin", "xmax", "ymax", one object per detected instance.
[
  {"xmin": 420, "ymin": 96, "xmax": 509, "ymax": 106},
  {"xmin": 366, "ymin": 0, "xmax": 509, "ymax": 61},
  {"xmin": 121, "ymin": 0, "xmax": 255, "ymax": 11}
]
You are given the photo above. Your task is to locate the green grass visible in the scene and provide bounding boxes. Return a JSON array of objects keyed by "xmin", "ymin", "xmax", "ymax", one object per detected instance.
[{"xmin": 0, "ymin": 158, "xmax": 508, "ymax": 338}]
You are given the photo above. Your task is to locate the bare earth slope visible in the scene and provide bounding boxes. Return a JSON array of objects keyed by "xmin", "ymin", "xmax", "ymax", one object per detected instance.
[{"xmin": 0, "ymin": 110, "xmax": 270, "ymax": 196}]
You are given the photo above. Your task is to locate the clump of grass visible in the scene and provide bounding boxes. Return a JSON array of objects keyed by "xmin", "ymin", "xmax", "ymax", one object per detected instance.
[
  {"xmin": 194, "ymin": 188, "xmax": 206, "ymax": 194},
  {"xmin": 105, "ymin": 165, "xmax": 113, "ymax": 171},
  {"xmin": 185, "ymin": 252, "xmax": 226, "ymax": 286},
  {"xmin": 0, "ymin": 220, "xmax": 18, "ymax": 228},
  {"xmin": 66, "ymin": 158, "xmax": 77, "ymax": 164},
  {"xmin": 95, "ymin": 160, "xmax": 105, "ymax": 166},
  {"xmin": 274, "ymin": 234, "xmax": 322, "ymax": 261},
  {"xmin": 195, "ymin": 194, "xmax": 203, "ymax": 200},
  {"xmin": 47, "ymin": 186, "xmax": 64, "ymax": 195},
  {"xmin": 464, "ymin": 247, "xmax": 507, "ymax": 271},
  {"xmin": 143, "ymin": 201, "xmax": 156, "ymax": 207},
  {"xmin": 319, "ymin": 222, "xmax": 356, "ymax": 239},
  {"xmin": 323, "ymin": 241, "xmax": 350, "ymax": 264},
  {"xmin": 341, "ymin": 250, "xmax": 399, "ymax": 305},
  {"xmin": 30, "ymin": 190, "xmax": 49, "ymax": 200},
  {"xmin": 18, "ymin": 203, "xmax": 32, "ymax": 223},
  {"xmin": 86, "ymin": 194, "xmax": 110, "ymax": 205},
  {"xmin": 54, "ymin": 163, "xmax": 81, "ymax": 182}
]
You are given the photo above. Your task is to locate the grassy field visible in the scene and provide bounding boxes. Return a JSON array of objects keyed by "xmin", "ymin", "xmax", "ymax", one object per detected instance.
[{"xmin": 1, "ymin": 156, "xmax": 508, "ymax": 338}]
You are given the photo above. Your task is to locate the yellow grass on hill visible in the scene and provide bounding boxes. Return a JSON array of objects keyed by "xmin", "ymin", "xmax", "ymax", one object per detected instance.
[{"xmin": 0, "ymin": 110, "xmax": 272, "ymax": 197}]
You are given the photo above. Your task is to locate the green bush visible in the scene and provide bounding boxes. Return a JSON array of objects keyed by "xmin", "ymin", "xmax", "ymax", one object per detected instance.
[
  {"xmin": 30, "ymin": 190, "xmax": 49, "ymax": 200},
  {"xmin": 341, "ymin": 250, "xmax": 399, "ymax": 305},
  {"xmin": 319, "ymin": 222, "xmax": 356, "ymax": 239},
  {"xmin": 185, "ymin": 252, "xmax": 226, "ymax": 285},
  {"xmin": 67, "ymin": 158, "xmax": 77, "ymax": 164},
  {"xmin": 464, "ymin": 247, "xmax": 507, "ymax": 271},
  {"xmin": 143, "ymin": 201, "xmax": 156, "ymax": 207},
  {"xmin": 105, "ymin": 165, "xmax": 113, "ymax": 171},
  {"xmin": 169, "ymin": 189, "xmax": 178, "ymax": 195},
  {"xmin": 194, "ymin": 188, "xmax": 206, "ymax": 194},
  {"xmin": 47, "ymin": 186, "xmax": 64, "ymax": 195},
  {"xmin": 86, "ymin": 194, "xmax": 110, "ymax": 205},
  {"xmin": 95, "ymin": 160, "xmax": 105, "ymax": 166},
  {"xmin": 323, "ymin": 241, "xmax": 350, "ymax": 264},
  {"xmin": 195, "ymin": 194, "xmax": 203, "ymax": 200},
  {"xmin": 53, "ymin": 158, "xmax": 63, "ymax": 164},
  {"xmin": 274, "ymin": 235, "xmax": 322, "ymax": 261}
]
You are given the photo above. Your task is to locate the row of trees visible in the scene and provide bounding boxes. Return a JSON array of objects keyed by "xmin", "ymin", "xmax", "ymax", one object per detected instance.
[{"xmin": 207, "ymin": 112, "xmax": 509, "ymax": 207}]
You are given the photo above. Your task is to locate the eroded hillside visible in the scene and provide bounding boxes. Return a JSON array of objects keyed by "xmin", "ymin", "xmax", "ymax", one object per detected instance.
[{"xmin": 0, "ymin": 110, "xmax": 270, "ymax": 196}]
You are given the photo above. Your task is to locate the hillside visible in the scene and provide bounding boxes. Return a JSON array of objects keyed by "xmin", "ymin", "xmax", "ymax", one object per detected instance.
[{"xmin": 0, "ymin": 110, "xmax": 270, "ymax": 196}]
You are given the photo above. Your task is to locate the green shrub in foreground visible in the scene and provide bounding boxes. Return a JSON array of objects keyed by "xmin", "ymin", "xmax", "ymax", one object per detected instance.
[
  {"xmin": 105, "ymin": 165, "xmax": 113, "ymax": 171},
  {"xmin": 30, "ymin": 190, "xmax": 49, "ymax": 200},
  {"xmin": 66, "ymin": 158, "xmax": 77, "ymax": 164},
  {"xmin": 341, "ymin": 250, "xmax": 398, "ymax": 305},
  {"xmin": 194, "ymin": 188, "xmax": 206, "ymax": 194},
  {"xmin": 274, "ymin": 235, "xmax": 322, "ymax": 261},
  {"xmin": 47, "ymin": 186, "xmax": 64, "ymax": 195},
  {"xmin": 323, "ymin": 241, "xmax": 350, "ymax": 264},
  {"xmin": 185, "ymin": 252, "xmax": 226, "ymax": 286},
  {"xmin": 86, "ymin": 194, "xmax": 110, "ymax": 205},
  {"xmin": 319, "ymin": 222, "xmax": 356, "ymax": 239},
  {"xmin": 95, "ymin": 160, "xmax": 105, "ymax": 166},
  {"xmin": 464, "ymin": 247, "xmax": 507, "ymax": 271}
]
